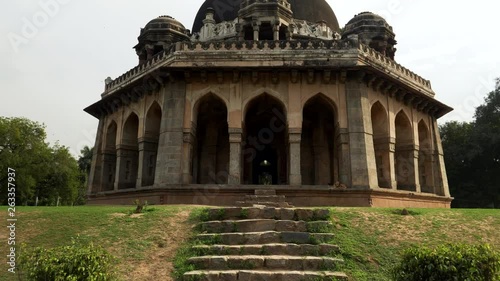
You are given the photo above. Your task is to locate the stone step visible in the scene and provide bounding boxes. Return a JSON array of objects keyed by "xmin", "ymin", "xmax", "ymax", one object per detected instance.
[
  {"xmin": 244, "ymin": 195, "xmax": 286, "ymax": 202},
  {"xmin": 188, "ymin": 255, "xmax": 343, "ymax": 271},
  {"xmin": 193, "ymin": 243, "xmax": 341, "ymax": 257},
  {"xmin": 206, "ymin": 207, "xmax": 330, "ymax": 221},
  {"xmin": 200, "ymin": 220, "xmax": 333, "ymax": 233},
  {"xmin": 183, "ymin": 270, "xmax": 348, "ymax": 281},
  {"xmin": 195, "ymin": 231, "xmax": 335, "ymax": 245},
  {"xmin": 254, "ymin": 190, "xmax": 276, "ymax": 196},
  {"xmin": 235, "ymin": 201, "xmax": 293, "ymax": 208}
]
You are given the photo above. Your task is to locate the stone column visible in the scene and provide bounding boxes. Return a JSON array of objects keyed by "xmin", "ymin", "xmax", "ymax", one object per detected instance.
[
  {"xmin": 273, "ymin": 23, "xmax": 280, "ymax": 40},
  {"xmin": 88, "ymin": 118, "xmax": 104, "ymax": 194},
  {"xmin": 345, "ymin": 72, "xmax": 378, "ymax": 189},
  {"xmin": 181, "ymin": 130, "xmax": 195, "ymax": 184},
  {"xmin": 373, "ymin": 137, "xmax": 397, "ymax": 189},
  {"xmin": 114, "ymin": 144, "xmax": 139, "ymax": 190},
  {"xmin": 136, "ymin": 137, "xmax": 159, "ymax": 188},
  {"xmin": 337, "ymin": 128, "xmax": 351, "ymax": 185},
  {"xmin": 100, "ymin": 151, "xmax": 117, "ymax": 192},
  {"xmin": 229, "ymin": 128, "xmax": 243, "ymax": 185},
  {"xmin": 431, "ymin": 120, "xmax": 451, "ymax": 197},
  {"xmin": 289, "ymin": 131, "xmax": 302, "ymax": 186},
  {"xmin": 253, "ymin": 24, "xmax": 260, "ymax": 41},
  {"xmin": 155, "ymin": 82, "xmax": 187, "ymax": 185}
]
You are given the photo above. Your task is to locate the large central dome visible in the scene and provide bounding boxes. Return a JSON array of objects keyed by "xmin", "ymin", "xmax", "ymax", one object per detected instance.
[{"xmin": 192, "ymin": 0, "xmax": 340, "ymax": 33}]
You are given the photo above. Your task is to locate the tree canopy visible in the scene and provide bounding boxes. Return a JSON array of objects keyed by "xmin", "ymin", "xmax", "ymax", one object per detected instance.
[
  {"xmin": 0, "ymin": 117, "xmax": 90, "ymax": 206},
  {"xmin": 441, "ymin": 78, "xmax": 500, "ymax": 208}
]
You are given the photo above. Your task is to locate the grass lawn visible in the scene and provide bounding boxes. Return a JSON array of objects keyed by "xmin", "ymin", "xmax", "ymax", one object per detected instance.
[
  {"xmin": 0, "ymin": 205, "xmax": 198, "ymax": 281},
  {"xmin": 0, "ymin": 206, "xmax": 498, "ymax": 280}
]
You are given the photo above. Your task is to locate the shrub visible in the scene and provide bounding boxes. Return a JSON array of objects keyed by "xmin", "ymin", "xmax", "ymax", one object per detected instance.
[
  {"xmin": 19, "ymin": 238, "xmax": 115, "ymax": 281},
  {"xmin": 392, "ymin": 244, "xmax": 500, "ymax": 281}
]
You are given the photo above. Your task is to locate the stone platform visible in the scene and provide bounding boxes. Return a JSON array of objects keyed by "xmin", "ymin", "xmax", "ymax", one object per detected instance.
[{"xmin": 88, "ymin": 185, "xmax": 452, "ymax": 208}]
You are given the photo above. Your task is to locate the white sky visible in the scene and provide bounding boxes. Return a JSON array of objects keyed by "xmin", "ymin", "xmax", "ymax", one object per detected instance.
[{"xmin": 1, "ymin": 0, "xmax": 499, "ymax": 157}]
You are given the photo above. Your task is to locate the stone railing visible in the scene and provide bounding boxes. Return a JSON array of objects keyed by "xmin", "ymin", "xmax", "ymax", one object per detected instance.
[
  {"xmin": 240, "ymin": 0, "xmax": 291, "ymax": 9},
  {"xmin": 181, "ymin": 39, "xmax": 353, "ymax": 51},
  {"xmin": 104, "ymin": 46, "xmax": 176, "ymax": 93},
  {"xmin": 103, "ymin": 39, "xmax": 432, "ymax": 95},
  {"xmin": 358, "ymin": 44, "xmax": 432, "ymax": 91}
]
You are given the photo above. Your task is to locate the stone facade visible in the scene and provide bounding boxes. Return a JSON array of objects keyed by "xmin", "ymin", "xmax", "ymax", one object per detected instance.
[{"xmin": 85, "ymin": 0, "xmax": 453, "ymax": 208}]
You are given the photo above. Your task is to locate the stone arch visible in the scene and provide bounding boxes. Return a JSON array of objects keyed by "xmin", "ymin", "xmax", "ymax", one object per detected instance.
[
  {"xmin": 371, "ymin": 101, "xmax": 391, "ymax": 188},
  {"xmin": 140, "ymin": 102, "xmax": 162, "ymax": 186},
  {"xmin": 418, "ymin": 120, "xmax": 434, "ymax": 193},
  {"xmin": 243, "ymin": 93, "xmax": 288, "ymax": 185},
  {"xmin": 192, "ymin": 94, "xmax": 229, "ymax": 184},
  {"xmin": 301, "ymin": 94, "xmax": 338, "ymax": 185},
  {"xmin": 117, "ymin": 113, "xmax": 140, "ymax": 189},
  {"xmin": 395, "ymin": 110, "xmax": 415, "ymax": 191},
  {"xmin": 192, "ymin": 91, "xmax": 230, "ymax": 124},
  {"xmin": 101, "ymin": 121, "xmax": 117, "ymax": 191},
  {"xmin": 242, "ymin": 90, "xmax": 288, "ymax": 119}
]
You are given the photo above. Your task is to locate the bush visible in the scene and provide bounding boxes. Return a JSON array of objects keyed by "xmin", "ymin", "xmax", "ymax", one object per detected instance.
[
  {"xmin": 19, "ymin": 239, "xmax": 115, "ymax": 281},
  {"xmin": 392, "ymin": 244, "xmax": 500, "ymax": 281}
]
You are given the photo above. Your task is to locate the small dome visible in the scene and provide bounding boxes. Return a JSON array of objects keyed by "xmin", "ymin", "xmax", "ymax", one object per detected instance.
[
  {"xmin": 135, "ymin": 15, "xmax": 189, "ymax": 65},
  {"xmin": 344, "ymin": 12, "xmax": 393, "ymax": 34},
  {"xmin": 342, "ymin": 12, "xmax": 397, "ymax": 60},
  {"xmin": 142, "ymin": 15, "xmax": 187, "ymax": 35}
]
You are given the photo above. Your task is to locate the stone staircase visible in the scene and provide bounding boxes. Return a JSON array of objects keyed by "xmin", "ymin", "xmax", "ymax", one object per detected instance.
[{"xmin": 182, "ymin": 192, "xmax": 348, "ymax": 280}]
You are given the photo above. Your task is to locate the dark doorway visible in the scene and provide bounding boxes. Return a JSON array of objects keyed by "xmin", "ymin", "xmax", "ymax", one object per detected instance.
[
  {"xmin": 253, "ymin": 147, "xmax": 278, "ymax": 185},
  {"xmin": 243, "ymin": 94, "xmax": 288, "ymax": 185}
]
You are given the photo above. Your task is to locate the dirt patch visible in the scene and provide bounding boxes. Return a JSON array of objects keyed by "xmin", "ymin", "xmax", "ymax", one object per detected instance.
[
  {"xmin": 124, "ymin": 210, "xmax": 193, "ymax": 281},
  {"xmin": 110, "ymin": 213, "xmax": 127, "ymax": 218}
]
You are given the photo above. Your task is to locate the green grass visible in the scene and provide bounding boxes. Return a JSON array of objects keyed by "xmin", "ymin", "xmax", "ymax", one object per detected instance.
[
  {"xmin": 329, "ymin": 208, "xmax": 500, "ymax": 280},
  {"xmin": 1, "ymin": 206, "xmax": 499, "ymax": 281},
  {"xmin": 0, "ymin": 205, "xmax": 198, "ymax": 281}
]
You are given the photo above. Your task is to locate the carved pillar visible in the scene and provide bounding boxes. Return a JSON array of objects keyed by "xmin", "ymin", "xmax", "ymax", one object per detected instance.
[
  {"xmin": 337, "ymin": 128, "xmax": 351, "ymax": 186},
  {"xmin": 373, "ymin": 137, "xmax": 397, "ymax": 189},
  {"xmin": 229, "ymin": 128, "xmax": 242, "ymax": 185},
  {"xmin": 273, "ymin": 23, "xmax": 280, "ymax": 40},
  {"xmin": 155, "ymin": 82, "xmax": 186, "ymax": 185},
  {"xmin": 431, "ymin": 120, "xmax": 450, "ymax": 197},
  {"xmin": 114, "ymin": 144, "xmax": 139, "ymax": 190},
  {"xmin": 99, "ymin": 151, "xmax": 116, "ymax": 192},
  {"xmin": 88, "ymin": 118, "xmax": 104, "ymax": 194},
  {"xmin": 182, "ymin": 130, "xmax": 195, "ymax": 184},
  {"xmin": 289, "ymin": 132, "xmax": 302, "ymax": 186},
  {"xmin": 395, "ymin": 144, "xmax": 420, "ymax": 192},
  {"xmin": 345, "ymin": 72, "xmax": 378, "ymax": 189},
  {"xmin": 136, "ymin": 137, "xmax": 159, "ymax": 188},
  {"xmin": 253, "ymin": 23, "xmax": 260, "ymax": 41}
]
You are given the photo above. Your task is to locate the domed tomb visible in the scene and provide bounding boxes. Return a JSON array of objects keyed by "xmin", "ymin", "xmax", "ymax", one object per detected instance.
[
  {"xmin": 134, "ymin": 15, "xmax": 190, "ymax": 64},
  {"xmin": 342, "ymin": 12, "xmax": 397, "ymax": 59},
  {"xmin": 191, "ymin": 0, "xmax": 340, "ymax": 33}
]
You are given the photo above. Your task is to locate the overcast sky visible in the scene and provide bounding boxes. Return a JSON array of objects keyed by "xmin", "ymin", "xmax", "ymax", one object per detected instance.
[{"xmin": 1, "ymin": 0, "xmax": 498, "ymax": 157}]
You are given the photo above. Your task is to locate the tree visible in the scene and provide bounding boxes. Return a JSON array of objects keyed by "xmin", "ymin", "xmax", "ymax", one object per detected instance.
[
  {"xmin": 76, "ymin": 146, "xmax": 94, "ymax": 205},
  {"xmin": 471, "ymin": 78, "xmax": 500, "ymax": 207},
  {"xmin": 0, "ymin": 117, "xmax": 51, "ymax": 205},
  {"xmin": 441, "ymin": 78, "xmax": 500, "ymax": 208},
  {"xmin": 0, "ymin": 117, "xmax": 86, "ymax": 206}
]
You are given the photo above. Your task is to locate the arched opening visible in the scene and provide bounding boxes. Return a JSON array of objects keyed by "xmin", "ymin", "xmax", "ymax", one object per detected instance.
[
  {"xmin": 301, "ymin": 95, "xmax": 336, "ymax": 185},
  {"xmin": 193, "ymin": 94, "xmax": 229, "ymax": 184},
  {"xmin": 259, "ymin": 23, "xmax": 274, "ymax": 40},
  {"xmin": 243, "ymin": 94, "xmax": 288, "ymax": 185},
  {"xmin": 279, "ymin": 25, "xmax": 288, "ymax": 40},
  {"xmin": 244, "ymin": 25, "xmax": 253, "ymax": 40},
  {"xmin": 395, "ymin": 111, "xmax": 415, "ymax": 191},
  {"xmin": 371, "ymin": 102, "xmax": 390, "ymax": 188},
  {"xmin": 102, "ymin": 121, "xmax": 117, "ymax": 191},
  {"xmin": 118, "ymin": 113, "xmax": 139, "ymax": 189},
  {"xmin": 418, "ymin": 121, "xmax": 433, "ymax": 193},
  {"xmin": 141, "ymin": 102, "xmax": 162, "ymax": 186}
]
